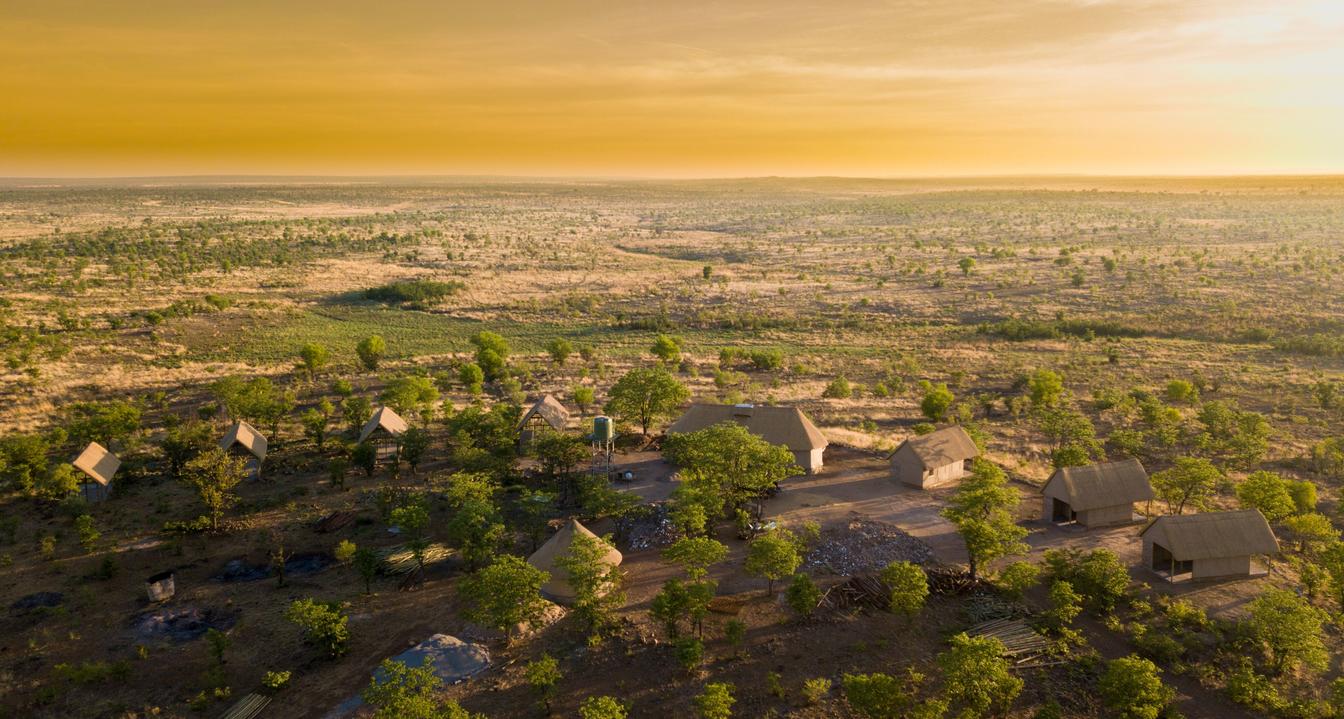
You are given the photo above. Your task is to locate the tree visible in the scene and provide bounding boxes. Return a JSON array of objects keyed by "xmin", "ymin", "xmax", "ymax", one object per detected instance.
[
  {"xmin": 353, "ymin": 546, "xmax": 381, "ymax": 593},
  {"xmin": 66, "ymin": 400, "xmax": 142, "ymax": 449},
  {"xmin": 1245, "ymin": 590, "xmax": 1330, "ymax": 675},
  {"xmin": 444, "ymin": 474, "xmax": 505, "ymax": 569},
  {"xmin": 1027, "ymin": 369, "xmax": 1065, "ymax": 408},
  {"xmin": 285, "ymin": 598, "xmax": 350, "ymax": 658},
  {"xmin": 604, "ymin": 367, "xmax": 689, "ymax": 435},
  {"xmin": 1288, "ymin": 479, "xmax": 1317, "ymax": 513},
  {"xmin": 662, "ymin": 537, "xmax": 728, "ymax": 580},
  {"xmin": 356, "ymin": 335, "xmax": 387, "ymax": 372},
  {"xmin": 693, "ymin": 683, "xmax": 735, "ymax": 719},
  {"xmin": 460, "ymin": 555, "xmax": 549, "ymax": 640},
  {"xmin": 1151, "ymin": 457, "xmax": 1221, "ymax": 514},
  {"xmin": 39, "ymin": 464, "xmax": 79, "ymax": 501},
  {"xmin": 785, "ymin": 573, "xmax": 821, "ymax": 617},
  {"xmin": 919, "ymin": 381, "xmax": 954, "ymax": 422},
  {"xmin": 524, "ymin": 654, "xmax": 562, "ymax": 711},
  {"xmin": 343, "ymin": 395, "xmax": 374, "ymax": 433},
  {"xmin": 398, "ymin": 427, "xmax": 431, "ymax": 475},
  {"xmin": 1044, "ymin": 580, "xmax": 1082, "ymax": 632},
  {"xmin": 470, "ymin": 331, "xmax": 510, "ymax": 381},
  {"xmin": 1282, "ymin": 512, "xmax": 1339, "ymax": 554},
  {"xmin": 652, "ymin": 578, "xmax": 715, "ymax": 639},
  {"xmin": 211, "ymin": 376, "xmax": 294, "ymax": 437},
  {"xmin": 0, "ymin": 432, "xmax": 53, "ymax": 494},
  {"xmin": 842, "ymin": 673, "xmax": 916, "ymax": 719},
  {"xmin": 75, "ymin": 514, "xmax": 100, "ymax": 553},
  {"xmin": 352, "ymin": 441, "xmax": 378, "ymax": 478},
  {"xmin": 996, "ymin": 560, "xmax": 1040, "ymax": 599},
  {"xmin": 879, "ymin": 561, "xmax": 928, "ymax": 617},
  {"xmin": 573, "ymin": 385, "xmax": 595, "ymax": 416},
  {"xmin": 579, "ymin": 696, "xmax": 627, "ymax": 719},
  {"xmin": 301, "ymin": 405, "xmax": 331, "ymax": 450},
  {"xmin": 822, "ymin": 376, "xmax": 852, "ymax": 399},
  {"xmin": 363, "ymin": 658, "xmax": 484, "ymax": 719},
  {"xmin": 458, "ymin": 363, "xmax": 485, "ymax": 395},
  {"xmin": 182, "ymin": 447, "xmax": 246, "ymax": 531},
  {"xmin": 533, "ymin": 431, "xmax": 589, "ymax": 503},
  {"xmin": 941, "ymin": 460, "xmax": 1027, "ymax": 580},
  {"xmin": 1098, "ymin": 656, "xmax": 1174, "ymax": 719},
  {"xmin": 1312, "ymin": 437, "xmax": 1344, "ymax": 480},
  {"xmin": 936, "ymin": 633, "xmax": 1022, "ymax": 718},
  {"xmin": 299, "ymin": 343, "xmax": 329, "ymax": 380},
  {"xmin": 390, "ymin": 499, "xmax": 431, "ymax": 578},
  {"xmin": 664, "ymin": 423, "xmax": 800, "ymax": 521},
  {"xmin": 744, "ymin": 530, "xmax": 801, "ymax": 595},
  {"xmin": 1236, "ymin": 471, "xmax": 1297, "ymax": 522},
  {"xmin": 651, "ymin": 334, "xmax": 682, "ymax": 365},
  {"xmin": 555, "ymin": 531, "xmax": 625, "ymax": 631},
  {"xmin": 1042, "ymin": 547, "xmax": 1130, "ymax": 612},
  {"xmin": 382, "ymin": 375, "xmax": 439, "ymax": 418},
  {"xmin": 1164, "ymin": 380, "xmax": 1198, "ymax": 404},
  {"xmin": 546, "ymin": 338, "xmax": 573, "ymax": 366},
  {"xmin": 1196, "ymin": 400, "xmax": 1269, "ymax": 469}
]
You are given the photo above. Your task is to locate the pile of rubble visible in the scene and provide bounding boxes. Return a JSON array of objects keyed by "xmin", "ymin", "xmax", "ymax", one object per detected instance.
[
  {"xmin": 618, "ymin": 503, "xmax": 680, "ymax": 551},
  {"xmin": 804, "ymin": 517, "xmax": 934, "ymax": 574}
]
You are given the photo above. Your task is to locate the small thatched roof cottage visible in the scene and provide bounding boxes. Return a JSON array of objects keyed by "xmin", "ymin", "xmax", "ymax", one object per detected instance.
[
  {"xmin": 526, "ymin": 519, "xmax": 623, "ymax": 605},
  {"xmin": 220, "ymin": 420, "xmax": 267, "ymax": 481},
  {"xmin": 1141, "ymin": 509, "xmax": 1278, "ymax": 582},
  {"xmin": 889, "ymin": 425, "xmax": 978, "ymax": 489},
  {"xmin": 1041, "ymin": 458, "xmax": 1152, "ymax": 528},
  {"xmin": 72, "ymin": 442, "xmax": 120, "ymax": 502},
  {"xmin": 359, "ymin": 406, "xmax": 408, "ymax": 462},
  {"xmin": 518, "ymin": 395, "xmax": 570, "ymax": 449},
  {"xmin": 667, "ymin": 403, "xmax": 828, "ymax": 473}
]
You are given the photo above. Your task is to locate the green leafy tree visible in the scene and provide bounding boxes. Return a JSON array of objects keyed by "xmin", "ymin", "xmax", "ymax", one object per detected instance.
[
  {"xmin": 1312, "ymin": 437, "xmax": 1344, "ymax": 480},
  {"xmin": 1288, "ymin": 479, "xmax": 1317, "ymax": 513},
  {"xmin": 996, "ymin": 560, "xmax": 1040, "ymax": 599},
  {"xmin": 182, "ymin": 447, "xmax": 247, "ymax": 531},
  {"xmin": 744, "ymin": 530, "xmax": 802, "ymax": 595},
  {"xmin": 822, "ymin": 375, "xmax": 853, "ymax": 399},
  {"xmin": 663, "ymin": 537, "xmax": 729, "ymax": 580},
  {"xmin": 1235, "ymin": 471, "xmax": 1297, "ymax": 522},
  {"xmin": 546, "ymin": 338, "xmax": 573, "ymax": 366},
  {"xmin": 936, "ymin": 633, "xmax": 1022, "ymax": 718},
  {"xmin": 390, "ymin": 499, "xmax": 431, "ymax": 577},
  {"xmin": 555, "ymin": 531, "xmax": 625, "ymax": 632},
  {"xmin": 352, "ymin": 441, "xmax": 378, "ymax": 477},
  {"xmin": 604, "ymin": 367, "xmax": 690, "ymax": 436},
  {"xmin": 785, "ymin": 573, "xmax": 821, "ymax": 617},
  {"xmin": 1164, "ymin": 380, "xmax": 1198, "ymax": 404},
  {"xmin": 1282, "ymin": 512, "xmax": 1339, "ymax": 554},
  {"xmin": 458, "ymin": 363, "xmax": 485, "ymax": 395},
  {"xmin": 398, "ymin": 427, "xmax": 431, "ymax": 475},
  {"xmin": 362, "ymin": 658, "xmax": 484, "ymax": 719},
  {"xmin": 460, "ymin": 555, "xmax": 549, "ymax": 640},
  {"xmin": 919, "ymin": 381, "xmax": 955, "ymax": 422},
  {"xmin": 161, "ymin": 419, "xmax": 214, "ymax": 479},
  {"xmin": 470, "ymin": 331, "xmax": 510, "ymax": 381},
  {"xmin": 299, "ymin": 343, "xmax": 329, "ymax": 380},
  {"xmin": 1151, "ymin": 457, "xmax": 1221, "ymax": 514},
  {"xmin": 579, "ymin": 696, "xmax": 627, "ymax": 719},
  {"xmin": 1195, "ymin": 400, "xmax": 1269, "ymax": 469},
  {"xmin": 66, "ymin": 400, "xmax": 142, "ymax": 449},
  {"xmin": 1098, "ymin": 656, "xmax": 1174, "ymax": 719},
  {"xmin": 941, "ymin": 460, "xmax": 1027, "ymax": 580},
  {"xmin": 958, "ymin": 256, "xmax": 976, "ymax": 275},
  {"xmin": 301, "ymin": 405, "xmax": 331, "ymax": 450},
  {"xmin": 572, "ymin": 385, "xmax": 595, "ymax": 416},
  {"xmin": 0, "ymin": 432, "xmax": 53, "ymax": 494},
  {"xmin": 343, "ymin": 395, "xmax": 374, "ymax": 433},
  {"xmin": 356, "ymin": 335, "xmax": 387, "ymax": 372},
  {"xmin": 524, "ymin": 654, "xmax": 562, "ymax": 711},
  {"xmin": 533, "ymin": 431, "xmax": 589, "ymax": 503},
  {"xmin": 75, "ymin": 514, "xmax": 100, "ymax": 553},
  {"xmin": 879, "ymin": 561, "xmax": 928, "ymax": 617},
  {"xmin": 693, "ymin": 683, "xmax": 735, "ymax": 719},
  {"xmin": 664, "ymin": 422, "xmax": 800, "ymax": 521},
  {"xmin": 381, "ymin": 375, "xmax": 440, "ymax": 418},
  {"xmin": 353, "ymin": 546, "xmax": 382, "ymax": 593},
  {"xmin": 285, "ymin": 598, "xmax": 350, "ymax": 658},
  {"xmin": 842, "ymin": 673, "xmax": 916, "ymax": 719},
  {"xmin": 1027, "ymin": 369, "xmax": 1065, "ymax": 408},
  {"xmin": 1044, "ymin": 580, "xmax": 1082, "ymax": 632},
  {"xmin": 1042, "ymin": 548, "xmax": 1130, "ymax": 612},
  {"xmin": 40, "ymin": 464, "xmax": 81, "ymax": 500},
  {"xmin": 651, "ymin": 334, "xmax": 682, "ymax": 365},
  {"xmin": 444, "ymin": 474, "xmax": 505, "ymax": 569}
]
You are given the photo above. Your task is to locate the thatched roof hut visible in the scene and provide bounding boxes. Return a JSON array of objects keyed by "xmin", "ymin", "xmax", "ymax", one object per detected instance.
[
  {"xmin": 526, "ymin": 519, "xmax": 623, "ymax": 605},
  {"xmin": 220, "ymin": 420, "xmax": 267, "ymax": 480},
  {"xmin": 358, "ymin": 406, "xmax": 408, "ymax": 444},
  {"xmin": 1141, "ymin": 509, "xmax": 1278, "ymax": 581},
  {"xmin": 889, "ymin": 425, "xmax": 978, "ymax": 489},
  {"xmin": 1041, "ymin": 458, "xmax": 1152, "ymax": 527},
  {"xmin": 518, "ymin": 395, "xmax": 571, "ymax": 449},
  {"xmin": 667, "ymin": 403, "xmax": 828, "ymax": 473}
]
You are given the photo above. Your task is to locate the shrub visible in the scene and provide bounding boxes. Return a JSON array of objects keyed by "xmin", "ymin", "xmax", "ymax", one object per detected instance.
[
  {"xmin": 822, "ymin": 375, "xmax": 852, "ymax": 399},
  {"xmin": 995, "ymin": 561, "xmax": 1040, "ymax": 599},
  {"xmin": 785, "ymin": 573, "xmax": 821, "ymax": 617},
  {"xmin": 802, "ymin": 677, "xmax": 832, "ymax": 705},
  {"xmin": 1098, "ymin": 655, "xmax": 1174, "ymax": 719},
  {"xmin": 285, "ymin": 598, "xmax": 349, "ymax": 658},
  {"xmin": 1042, "ymin": 548, "xmax": 1129, "ymax": 612},
  {"xmin": 879, "ymin": 561, "xmax": 928, "ymax": 617},
  {"xmin": 362, "ymin": 280, "xmax": 464, "ymax": 305},
  {"xmin": 693, "ymin": 683, "xmax": 735, "ymax": 719},
  {"xmin": 262, "ymin": 670, "xmax": 291, "ymax": 692},
  {"xmin": 579, "ymin": 696, "xmax": 627, "ymax": 719}
]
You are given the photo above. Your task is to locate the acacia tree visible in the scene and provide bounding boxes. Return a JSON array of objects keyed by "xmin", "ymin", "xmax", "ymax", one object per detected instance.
[
  {"xmin": 298, "ymin": 343, "xmax": 329, "ymax": 380},
  {"xmin": 664, "ymin": 422, "xmax": 800, "ymax": 522},
  {"xmin": 460, "ymin": 555, "xmax": 549, "ymax": 640},
  {"xmin": 556, "ymin": 531, "xmax": 625, "ymax": 632},
  {"xmin": 1246, "ymin": 589, "xmax": 1329, "ymax": 675},
  {"xmin": 603, "ymin": 367, "xmax": 689, "ymax": 436},
  {"xmin": 744, "ymin": 529, "xmax": 802, "ymax": 595},
  {"xmin": 1236, "ymin": 471, "xmax": 1297, "ymax": 522},
  {"xmin": 941, "ymin": 460, "xmax": 1027, "ymax": 580},
  {"xmin": 182, "ymin": 447, "xmax": 247, "ymax": 531}
]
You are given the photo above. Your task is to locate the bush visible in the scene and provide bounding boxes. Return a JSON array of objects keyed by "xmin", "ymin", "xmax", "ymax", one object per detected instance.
[
  {"xmin": 262, "ymin": 670, "xmax": 291, "ymax": 692},
  {"xmin": 579, "ymin": 696, "xmax": 627, "ymax": 719},
  {"xmin": 362, "ymin": 280, "xmax": 464, "ymax": 305},
  {"xmin": 822, "ymin": 376, "xmax": 852, "ymax": 399},
  {"xmin": 802, "ymin": 677, "xmax": 832, "ymax": 705},
  {"xmin": 693, "ymin": 683, "xmax": 735, "ymax": 719},
  {"xmin": 675, "ymin": 637, "xmax": 704, "ymax": 672},
  {"xmin": 1043, "ymin": 548, "xmax": 1130, "ymax": 612},
  {"xmin": 996, "ymin": 561, "xmax": 1040, "ymax": 599},
  {"xmin": 785, "ymin": 573, "xmax": 821, "ymax": 617},
  {"xmin": 843, "ymin": 673, "xmax": 910, "ymax": 719},
  {"xmin": 879, "ymin": 561, "xmax": 928, "ymax": 617},
  {"xmin": 1098, "ymin": 655, "xmax": 1174, "ymax": 719},
  {"xmin": 285, "ymin": 598, "xmax": 349, "ymax": 658}
]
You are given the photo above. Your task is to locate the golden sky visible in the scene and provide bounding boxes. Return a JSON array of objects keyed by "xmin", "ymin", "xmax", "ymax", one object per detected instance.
[{"xmin": 3, "ymin": 0, "xmax": 1343, "ymax": 177}]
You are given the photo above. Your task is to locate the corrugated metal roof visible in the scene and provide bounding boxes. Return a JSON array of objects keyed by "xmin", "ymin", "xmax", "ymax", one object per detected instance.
[
  {"xmin": 1142, "ymin": 509, "xmax": 1279, "ymax": 560},
  {"xmin": 667, "ymin": 403, "xmax": 827, "ymax": 452},
  {"xmin": 1043, "ymin": 458, "xmax": 1153, "ymax": 511}
]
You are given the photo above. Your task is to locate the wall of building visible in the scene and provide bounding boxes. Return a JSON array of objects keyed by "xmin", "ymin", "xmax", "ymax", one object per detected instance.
[
  {"xmin": 793, "ymin": 448, "xmax": 824, "ymax": 474},
  {"xmin": 924, "ymin": 459, "xmax": 965, "ymax": 488},
  {"xmin": 1078, "ymin": 503, "xmax": 1134, "ymax": 528},
  {"xmin": 1193, "ymin": 555, "xmax": 1251, "ymax": 580}
]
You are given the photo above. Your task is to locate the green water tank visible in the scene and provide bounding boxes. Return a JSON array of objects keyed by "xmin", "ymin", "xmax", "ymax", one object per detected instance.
[{"xmin": 593, "ymin": 415, "xmax": 614, "ymax": 443}]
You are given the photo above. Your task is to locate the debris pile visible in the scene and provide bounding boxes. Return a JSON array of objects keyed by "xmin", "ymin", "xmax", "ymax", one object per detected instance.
[
  {"xmin": 618, "ymin": 503, "xmax": 679, "ymax": 551},
  {"xmin": 819, "ymin": 575, "xmax": 891, "ymax": 611},
  {"xmin": 314, "ymin": 510, "xmax": 357, "ymax": 533},
  {"xmin": 804, "ymin": 518, "xmax": 934, "ymax": 574},
  {"xmin": 131, "ymin": 606, "xmax": 237, "ymax": 643},
  {"xmin": 969, "ymin": 617, "xmax": 1058, "ymax": 669}
]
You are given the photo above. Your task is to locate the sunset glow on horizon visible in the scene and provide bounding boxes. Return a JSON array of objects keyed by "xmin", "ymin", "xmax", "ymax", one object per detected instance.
[{"xmin": 3, "ymin": 0, "xmax": 1343, "ymax": 177}]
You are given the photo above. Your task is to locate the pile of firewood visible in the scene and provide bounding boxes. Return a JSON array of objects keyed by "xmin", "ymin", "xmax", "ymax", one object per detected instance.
[
  {"xmin": 818, "ymin": 574, "xmax": 891, "ymax": 611},
  {"xmin": 969, "ymin": 618, "xmax": 1060, "ymax": 669}
]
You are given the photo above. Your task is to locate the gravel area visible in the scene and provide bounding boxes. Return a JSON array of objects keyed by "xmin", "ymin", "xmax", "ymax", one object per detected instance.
[{"xmin": 804, "ymin": 517, "xmax": 935, "ymax": 574}]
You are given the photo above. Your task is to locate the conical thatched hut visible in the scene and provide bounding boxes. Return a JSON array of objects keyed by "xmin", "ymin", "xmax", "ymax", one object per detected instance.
[
  {"xmin": 72, "ymin": 442, "xmax": 120, "ymax": 502},
  {"xmin": 526, "ymin": 519, "xmax": 623, "ymax": 605}
]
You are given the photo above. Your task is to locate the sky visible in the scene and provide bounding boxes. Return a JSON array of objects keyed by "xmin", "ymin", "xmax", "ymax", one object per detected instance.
[{"xmin": 2, "ymin": 0, "xmax": 1343, "ymax": 177}]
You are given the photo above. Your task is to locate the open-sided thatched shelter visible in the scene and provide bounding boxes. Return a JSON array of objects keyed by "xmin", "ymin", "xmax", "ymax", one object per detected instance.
[
  {"xmin": 359, "ymin": 406, "xmax": 408, "ymax": 463},
  {"xmin": 219, "ymin": 421, "xmax": 267, "ymax": 481},
  {"xmin": 1141, "ymin": 509, "xmax": 1278, "ymax": 581},
  {"xmin": 517, "ymin": 395, "xmax": 570, "ymax": 449},
  {"xmin": 1041, "ymin": 458, "xmax": 1152, "ymax": 528}
]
